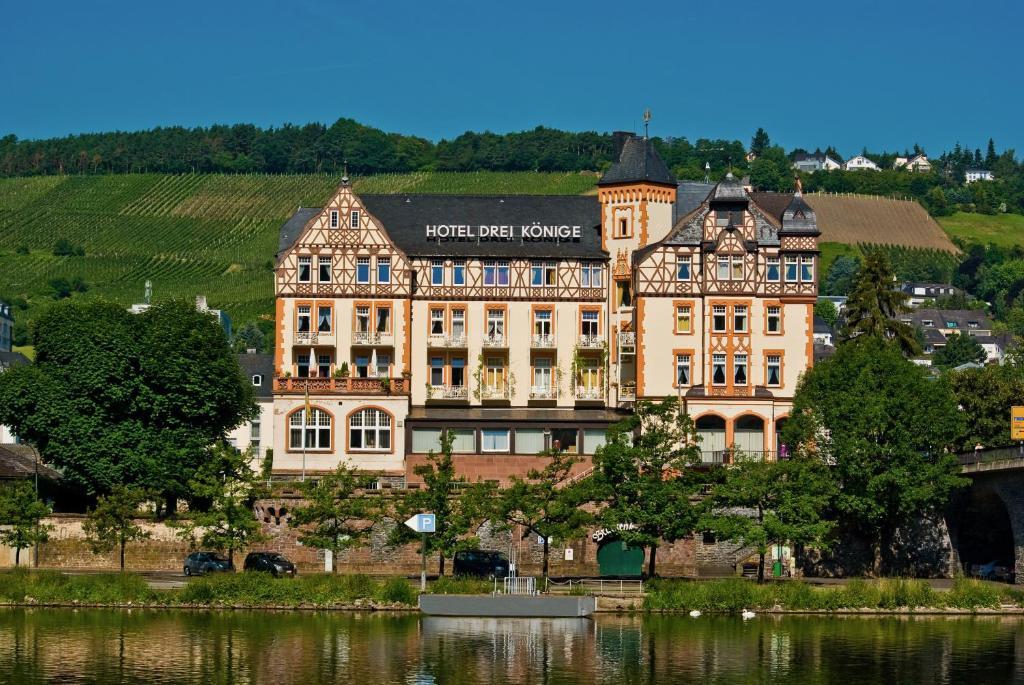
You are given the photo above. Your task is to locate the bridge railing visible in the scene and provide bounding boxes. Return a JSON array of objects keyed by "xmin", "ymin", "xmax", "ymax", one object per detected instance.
[{"xmin": 958, "ymin": 446, "xmax": 1024, "ymax": 465}]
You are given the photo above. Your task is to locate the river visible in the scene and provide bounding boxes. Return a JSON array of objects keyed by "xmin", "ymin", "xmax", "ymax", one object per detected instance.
[{"xmin": 0, "ymin": 609, "xmax": 1021, "ymax": 683}]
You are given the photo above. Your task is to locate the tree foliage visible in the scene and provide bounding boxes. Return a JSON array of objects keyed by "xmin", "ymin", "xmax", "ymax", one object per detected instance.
[
  {"xmin": 489, "ymin": 449, "xmax": 592, "ymax": 581},
  {"xmin": 178, "ymin": 444, "xmax": 266, "ymax": 565},
  {"xmin": 949, "ymin": 362, "xmax": 1024, "ymax": 451},
  {"xmin": 587, "ymin": 398, "xmax": 707, "ymax": 577},
  {"xmin": 82, "ymin": 485, "xmax": 152, "ymax": 571},
  {"xmin": 842, "ymin": 251, "xmax": 920, "ymax": 355},
  {"xmin": 786, "ymin": 336, "xmax": 966, "ymax": 574},
  {"xmin": 291, "ymin": 462, "xmax": 379, "ymax": 572},
  {"xmin": 814, "ymin": 299, "xmax": 839, "ymax": 328},
  {"xmin": 0, "ymin": 299, "xmax": 255, "ymax": 504},
  {"xmin": 822, "ymin": 255, "xmax": 861, "ymax": 296},
  {"xmin": 699, "ymin": 454, "xmax": 835, "ymax": 582},
  {"xmin": 0, "ymin": 482, "xmax": 52, "ymax": 566},
  {"xmin": 932, "ymin": 332, "xmax": 987, "ymax": 369}
]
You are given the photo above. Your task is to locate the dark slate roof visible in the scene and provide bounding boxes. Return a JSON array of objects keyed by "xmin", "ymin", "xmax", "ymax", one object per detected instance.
[
  {"xmin": 598, "ymin": 136, "xmax": 676, "ymax": 186},
  {"xmin": 359, "ymin": 194, "xmax": 604, "ymax": 259},
  {"xmin": 0, "ymin": 350, "xmax": 29, "ymax": 371},
  {"xmin": 277, "ymin": 207, "xmax": 320, "ymax": 262},
  {"xmin": 922, "ymin": 328, "xmax": 948, "ymax": 344},
  {"xmin": 237, "ymin": 353, "xmax": 274, "ymax": 399},
  {"xmin": 813, "ymin": 315, "xmax": 833, "ymax": 334},
  {"xmin": 813, "ymin": 342, "xmax": 836, "ymax": 363},
  {"xmin": 750, "ymin": 192, "xmax": 795, "ymax": 223},
  {"xmin": 0, "ymin": 444, "xmax": 62, "ymax": 481},
  {"xmin": 906, "ymin": 308, "xmax": 992, "ymax": 330},
  {"xmin": 781, "ymin": 193, "xmax": 820, "ymax": 235},
  {"xmin": 710, "ymin": 172, "xmax": 747, "ymax": 201},
  {"xmin": 673, "ymin": 182, "xmax": 713, "ymax": 223},
  {"xmin": 406, "ymin": 407, "xmax": 627, "ymax": 424}
]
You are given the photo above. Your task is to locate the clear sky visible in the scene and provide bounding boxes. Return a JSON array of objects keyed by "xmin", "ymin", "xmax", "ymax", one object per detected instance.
[{"xmin": 2, "ymin": 0, "xmax": 1021, "ymax": 157}]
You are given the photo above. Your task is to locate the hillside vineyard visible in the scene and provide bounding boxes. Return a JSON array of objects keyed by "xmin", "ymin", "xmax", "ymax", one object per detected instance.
[{"xmin": 271, "ymin": 136, "xmax": 820, "ymax": 483}]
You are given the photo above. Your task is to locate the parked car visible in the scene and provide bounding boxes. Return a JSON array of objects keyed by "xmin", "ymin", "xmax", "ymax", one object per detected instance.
[
  {"xmin": 244, "ymin": 552, "xmax": 297, "ymax": 577},
  {"xmin": 453, "ymin": 550, "xmax": 510, "ymax": 579},
  {"xmin": 183, "ymin": 552, "xmax": 234, "ymax": 576}
]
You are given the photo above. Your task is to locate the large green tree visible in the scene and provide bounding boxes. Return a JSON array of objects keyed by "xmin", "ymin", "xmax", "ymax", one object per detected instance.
[
  {"xmin": 0, "ymin": 299, "xmax": 255, "ymax": 507},
  {"xmin": 291, "ymin": 462, "xmax": 379, "ymax": 572},
  {"xmin": 699, "ymin": 454, "xmax": 835, "ymax": 582},
  {"xmin": 0, "ymin": 482, "xmax": 52, "ymax": 566},
  {"xmin": 489, "ymin": 448, "xmax": 592, "ymax": 582},
  {"xmin": 588, "ymin": 398, "xmax": 707, "ymax": 577},
  {"xmin": 822, "ymin": 255, "xmax": 861, "ymax": 296},
  {"xmin": 786, "ymin": 336, "xmax": 966, "ymax": 574},
  {"xmin": 841, "ymin": 251, "xmax": 920, "ymax": 355},
  {"xmin": 949, "ymin": 362, "xmax": 1024, "ymax": 451}
]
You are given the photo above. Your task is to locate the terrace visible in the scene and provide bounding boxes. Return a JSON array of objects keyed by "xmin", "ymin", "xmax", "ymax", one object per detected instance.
[{"xmin": 274, "ymin": 376, "xmax": 409, "ymax": 396}]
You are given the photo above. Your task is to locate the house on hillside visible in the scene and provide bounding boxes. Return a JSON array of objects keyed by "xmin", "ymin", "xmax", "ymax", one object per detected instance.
[
  {"xmin": 812, "ymin": 316, "xmax": 835, "ymax": 347},
  {"xmin": 901, "ymin": 308, "xmax": 1009, "ymax": 362},
  {"xmin": 894, "ymin": 154, "xmax": 931, "ymax": 172},
  {"xmin": 965, "ymin": 169, "xmax": 994, "ymax": 183},
  {"xmin": 843, "ymin": 155, "xmax": 880, "ymax": 171},
  {"xmin": 900, "ymin": 282, "xmax": 961, "ymax": 307},
  {"xmin": 792, "ymin": 152, "xmax": 841, "ymax": 173}
]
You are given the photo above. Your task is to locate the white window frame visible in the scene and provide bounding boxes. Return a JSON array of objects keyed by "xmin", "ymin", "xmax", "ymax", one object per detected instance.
[
  {"xmin": 377, "ymin": 257, "xmax": 391, "ymax": 284},
  {"xmin": 350, "ymin": 210, "xmax": 360, "ymax": 229},
  {"xmin": 318, "ymin": 257, "xmax": 332, "ymax": 283},
  {"xmin": 733, "ymin": 305, "xmax": 748, "ymax": 333},
  {"xmin": 766, "ymin": 256, "xmax": 780, "ymax": 282},
  {"xmin": 289, "ymin": 408, "xmax": 331, "ymax": 451},
  {"xmin": 734, "ymin": 353, "xmax": 748, "ymax": 386},
  {"xmin": 785, "ymin": 256, "xmax": 799, "ymax": 283},
  {"xmin": 676, "ymin": 305, "xmax": 692, "ymax": 334},
  {"xmin": 348, "ymin": 408, "xmax": 391, "ymax": 452},
  {"xmin": 767, "ymin": 306, "xmax": 781, "ymax": 333},
  {"xmin": 675, "ymin": 354, "xmax": 691, "ymax": 386},
  {"xmin": 712, "ymin": 306, "xmax": 727, "ymax": 333},
  {"xmin": 452, "ymin": 260, "xmax": 466, "ymax": 286},
  {"xmin": 800, "ymin": 255, "xmax": 814, "ymax": 282},
  {"xmin": 481, "ymin": 428, "xmax": 510, "ymax": 453},
  {"xmin": 431, "ymin": 259, "xmax": 444, "ymax": 286},
  {"xmin": 297, "ymin": 256, "xmax": 311, "ymax": 283},
  {"xmin": 356, "ymin": 257, "xmax": 371, "ymax": 284},
  {"xmin": 677, "ymin": 255, "xmax": 691, "ymax": 281},
  {"xmin": 330, "ymin": 210, "xmax": 339, "ymax": 228},
  {"xmin": 712, "ymin": 353, "xmax": 727, "ymax": 386},
  {"xmin": 766, "ymin": 355, "xmax": 781, "ymax": 387}
]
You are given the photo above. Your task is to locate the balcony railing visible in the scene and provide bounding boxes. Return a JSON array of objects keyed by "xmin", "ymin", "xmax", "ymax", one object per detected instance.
[
  {"xmin": 351, "ymin": 330, "xmax": 393, "ymax": 345},
  {"xmin": 274, "ymin": 376, "xmax": 409, "ymax": 396},
  {"xmin": 428, "ymin": 384, "xmax": 469, "ymax": 400},
  {"xmin": 479, "ymin": 385, "xmax": 510, "ymax": 400},
  {"xmin": 577, "ymin": 334, "xmax": 604, "ymax": 349},
  {"xmin": 617, "ymin": 332, "xmax": 636, "ymax": 352},
  {"xmin": 428, "ymin": 333, "xmax": 467, "ymax": 348},
  {"xmin": 619, "ymin": 383, "xmax": 636, "ymax": 401},
  {"xmin": 482, "ymin": 334, "xmax": 507, "ymax": 348},
  {"xmin": 530, "ymin": 385, "xmax": 556, "ymax": 400},
  {"xmin": 531, "ymin": 333, "xmax": 555, "ymax": 348},
  {"xmin": 294, "ymin": 330, "xmax": 318, "ymax": 345},
  {"xmin": 701, "ymin": 450, "xmax": 779, "ymax": 464},
  {"xmin": 575, "ymin": 385, "xmax": 603, "ymax": 401}
]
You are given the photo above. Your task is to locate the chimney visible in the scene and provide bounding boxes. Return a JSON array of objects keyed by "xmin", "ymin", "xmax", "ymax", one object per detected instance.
[
  {"xmin": 196, "ymin": 295, "xmax": 208, "ymax": 311},
  {"xmin": 612, "ymin": 131, "xmax": 632, "ymax": 161}
]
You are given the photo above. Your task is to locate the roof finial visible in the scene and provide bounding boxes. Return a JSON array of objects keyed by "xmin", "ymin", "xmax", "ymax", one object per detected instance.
[
  {"xmin": 642, "ymin": 109, "xmax": 651, "ymax": 140},
  {"xmin": 341, "ymin": 159, "xmax": 350, "ymax": 186},
  {"xmin": 794, "ymin": 174, "xmax": 803, "ymax": 196}
]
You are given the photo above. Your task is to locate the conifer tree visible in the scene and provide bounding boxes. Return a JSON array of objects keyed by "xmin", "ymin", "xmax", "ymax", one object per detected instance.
[{"xmin": 841, "ymin": 251, "xmax": 920, "ymax": 355}]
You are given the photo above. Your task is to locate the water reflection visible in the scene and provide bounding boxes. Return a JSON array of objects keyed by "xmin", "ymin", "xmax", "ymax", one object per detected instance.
[{"xmin": 0, "ymin": 609, "xmax": 1021, "ymax": 684}]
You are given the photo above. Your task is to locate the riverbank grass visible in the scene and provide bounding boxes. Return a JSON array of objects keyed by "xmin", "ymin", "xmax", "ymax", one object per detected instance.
[{"xmin": 644, "ymin": 577, "xmax": 1010, "ymax": 612}]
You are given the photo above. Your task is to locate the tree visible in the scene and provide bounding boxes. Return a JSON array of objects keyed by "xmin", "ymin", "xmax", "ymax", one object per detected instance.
[
  {"xmin": 389, "ymin": 432, "xmax": 484, "ymax": 576},
  {"xmin": 841, "ymin": 251, "xmax": 920, "ymax": 355},
  {"xmin": 814, "ymin": 299, "xmax": 839, "ymax": 328},
  {"xmin": 82, "ymin": 485, "xmax": 152, "ymax": 571},
  {"xmin": 925, "ymin": 186, "xmax": 953, "ymax": 216},
  {"xmin": 489, "ymin": 449, "xmax": 592, "ymax": 582},
  {"xmin": 949, "ymin": 362, "xmax": 1024, "ymax": 451},
  {"xmin": 178, "ymin": 444, "xmax": 266, "ymax": 566},
  {"xmin": 750, "ymin": 128, "xmax": 770, "ymax": 157},
  {"xmin": 786, "ymin": 336, "xmax": 966, "ymax": 575},
  {"xmin": 821, "ymin": 255, "xmax": 860, "ymax": 296},
  {"xmin": 749, "ymin": 158, "xmax": 785, "ymax": 191},
  {"xmin": 699, "ymin": 454, "xmax": 834, "ymax": 582},
  {"xmin": 0, "ymin": 299, "xmax": 255, "ymax": 506},
  {"xmin": 232, "ymin": 322, "xmax": 267, "ymax": 353},
  {"xmin": 291, "ymin": 462, "xmax": 379, "ymax": 572},
  {"xmin": 932, "ymin": 333, "xmax": 987, "ymax": 369},
  {"xmin": 0, "ymin": 482, "xmax": 52, "ymax": 566},
  {"xmin": 588, "ymin": 398, "xmax": 707, "ymax": 577}
]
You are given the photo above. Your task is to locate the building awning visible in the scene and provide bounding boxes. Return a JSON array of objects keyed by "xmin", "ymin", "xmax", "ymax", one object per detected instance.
[{"xmin": 406, "ymin": 407, "xmax": 628, "ymax": 425}]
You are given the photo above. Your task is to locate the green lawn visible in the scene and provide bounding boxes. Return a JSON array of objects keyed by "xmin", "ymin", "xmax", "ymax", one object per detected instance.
[{"xmin": 936, "ymin": 212, "xmax": 1024, "ymax": 248}]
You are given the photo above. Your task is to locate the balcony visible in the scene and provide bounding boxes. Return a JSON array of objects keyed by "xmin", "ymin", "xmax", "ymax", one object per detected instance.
[
  {"xmin": 575, "ymin": 385, "xmax": 604, "ymax": 401},
  {"xmin": 617, "ymin": 332, "xmax": 636, "ymax": 354},
  {"xmin": 479, "ymin": 385, "xmax": 510, "ymax": 400},
  {"xmin": 577, "ymin": 334, "xmax": 605, "ymax": 349},
  {"xmin": 530, "ymin": 385, "xmax": 557, "ymax": 400},
  {"xmin": 351, "ymin": 330, "xmax": 394, "ymax": 346},
  {"xmin": 701, "ymin": 450, "xmax": 779, "ymax": 464},
  {"xmin": 274, "ymin": 376, "xmax": 409, "ymax": 396},
  {"xmin": 428, "ymin": 333, "xmax": 467, "ymax": 349},
  {"xmin": 427, "ymin": 384, "xmax": 469, "ymax": 401},
  {"xmin": 482, "ymin": 334, "xmax": 507, "ymax": 348},
  {"xmin": 294, "ymin": 329, "xmax": 328, "ymax": 345},
  {"xmin": 531, "ymin": 334, "xmax": 555, "ymax": 348}
]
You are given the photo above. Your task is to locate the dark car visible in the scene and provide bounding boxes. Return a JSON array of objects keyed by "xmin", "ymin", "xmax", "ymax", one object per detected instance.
[
  {"xmin": 184, "ymin": 552, "xmax": 234, "ymax": 576},
  {"xmin": 244, "ymin": 552, "xmax": 297, "ymax": 577},
  {"xmin": 453, "ymin": 550, "xmax": 510, "ymax": 579}
]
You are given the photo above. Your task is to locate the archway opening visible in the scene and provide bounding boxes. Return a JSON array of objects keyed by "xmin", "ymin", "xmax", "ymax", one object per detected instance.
[
  {"xmin": 956, "ymin": 487, "xmax": 1015, "ymax": 582},
  {"xmin": 733, "ymin": 415, "xmax": 765, "ymax": 457},
  {"xmin": 774, "ymin": 417, "xmax": 789, "ymax": 457},
  {"xmin": 695, "ymin": 415, "xmax": 726, "ymax": 463}
]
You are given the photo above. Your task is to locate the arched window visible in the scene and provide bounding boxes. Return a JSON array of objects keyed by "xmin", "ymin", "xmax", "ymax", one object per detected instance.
[
  {"xmin": 349, "ymin": 408, "xmax": 392, "ymax": 451},
  {"xmin": 289, "ymin": 408, "xmax": 332, "ymax": 450}
]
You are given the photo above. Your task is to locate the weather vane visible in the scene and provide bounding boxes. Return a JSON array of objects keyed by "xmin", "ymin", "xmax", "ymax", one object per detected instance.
[{"xmin": 643, "ymin": 109, "xmax": 651, "ymax": 139}]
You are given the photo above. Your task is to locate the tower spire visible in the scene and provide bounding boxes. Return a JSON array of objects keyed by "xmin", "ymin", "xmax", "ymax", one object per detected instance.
[{"xmin": 642, "ymin": 109, "xmax": 651, "ymax": 140}]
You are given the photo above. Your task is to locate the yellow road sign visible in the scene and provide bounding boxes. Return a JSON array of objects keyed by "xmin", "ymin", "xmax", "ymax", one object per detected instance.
[{"xmin": 1012, "ymin": 406, "xmax": 1024, "ymax": 440}]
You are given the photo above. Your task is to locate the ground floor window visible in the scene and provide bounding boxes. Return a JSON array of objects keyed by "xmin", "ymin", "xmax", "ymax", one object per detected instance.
[
  {"xmin": 289, "ymin": 408, "xmax": 331, "ymax": 450},
  {"xmin": 349, "ymin": 408, "xmax": 392, "ymax": 451},
  {"xmin": 481, "ymin": 428, "xmax": 510, "ymax": 452}
]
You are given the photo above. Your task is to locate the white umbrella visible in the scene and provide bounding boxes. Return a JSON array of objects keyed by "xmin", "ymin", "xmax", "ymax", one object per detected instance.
[{"xmin": 369, "ymin": 349, "xmax": 378, "ymax": 378}]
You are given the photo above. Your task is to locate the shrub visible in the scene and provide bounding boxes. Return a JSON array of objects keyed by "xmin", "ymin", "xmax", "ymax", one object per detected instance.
[
  {"xmin": 0, "ymin": 569, "xmax": 158, "ymax": 604},
  {"xmin": 428, "ymin": 576, "xmax": 492, "ymax": 595},
  {"xmin": 876, "ymin": 578, "xmax": 939, "ymax": 609},
  {"xmin": 376, "ymin": 576, "xmax": 417, "ymax": 605},
  {"xmin": 947, "ymin": 577, "xmax": 1001, "ymax": 609}
]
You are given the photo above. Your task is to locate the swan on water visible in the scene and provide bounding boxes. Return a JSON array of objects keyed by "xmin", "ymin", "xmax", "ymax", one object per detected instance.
[
  {"xmin": 689, "ymin": 610, "xmax": 701, "ymax": 618},
  {"xmin": 741, "ymin": 610, "xmax": 755, "ymax": 619}
]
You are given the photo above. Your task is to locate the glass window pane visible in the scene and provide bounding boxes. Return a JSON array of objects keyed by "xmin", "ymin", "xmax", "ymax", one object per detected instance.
[
  {"xmin": 450, "ymin": 429, "xmax": 476, "ymax": 453},
  {"xmin": 482, "ymin": 429, "xmax": 509, "ymax": 452},
  {"xmin": 516, "ymin": 428, "xmax": 545, "ymax": 454},
  {"xmin": 583, "ymin": 429, "xmax": 607, "ymax": 454},
  {"xmin": 412, "ymin": 428, "xmax": 443, "ymax": 452}
]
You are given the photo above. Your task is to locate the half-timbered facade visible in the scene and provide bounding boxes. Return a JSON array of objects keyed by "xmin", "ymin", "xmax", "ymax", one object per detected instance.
[{"xmin": 273, "ymin": 136, "xmax": 819, "ymax": 483}]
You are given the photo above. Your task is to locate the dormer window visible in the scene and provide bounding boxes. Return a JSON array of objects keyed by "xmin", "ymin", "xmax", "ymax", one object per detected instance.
[
  {"xmin": 946, "ymin": 321, "xmax": 957, "ymax": 328},
  {"xmin": 922, "ymin": 320, "xmax": 933, "ymax": 327},
  {"xmin": 968, "ymin": 321, "xmax": 979, "ymax": 329},
  {"xmin": 251, "ymin": 374, "xmax": 262, "ymax": 387}
]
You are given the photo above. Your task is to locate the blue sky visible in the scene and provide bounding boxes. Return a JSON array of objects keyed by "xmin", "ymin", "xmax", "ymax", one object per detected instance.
[{"xmin": 2, "ymin": 0, "xmax": 1021, "ymax": 157}]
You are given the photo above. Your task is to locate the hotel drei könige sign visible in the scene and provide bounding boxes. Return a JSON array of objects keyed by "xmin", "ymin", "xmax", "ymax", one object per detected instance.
[{"xmin": 424, "ymin": 224, "xmax": 583, "ymax": 241}]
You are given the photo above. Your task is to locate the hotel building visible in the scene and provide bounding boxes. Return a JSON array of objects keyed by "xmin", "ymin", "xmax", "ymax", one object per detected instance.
[{"xmin": 272, "ymin": 135, "xmax": 819, "ymax": 483}]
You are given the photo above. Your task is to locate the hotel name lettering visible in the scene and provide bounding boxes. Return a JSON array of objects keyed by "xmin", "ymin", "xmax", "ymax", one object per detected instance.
[{"xmin": 425, "ymin": 224, "xmax": 582, "ymax": 242}]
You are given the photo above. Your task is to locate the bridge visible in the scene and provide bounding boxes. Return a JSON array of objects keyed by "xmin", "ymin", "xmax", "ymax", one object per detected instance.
[{"xmin": 950, "ymin": 445, "xmax": 1024, "ymax": 583}]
